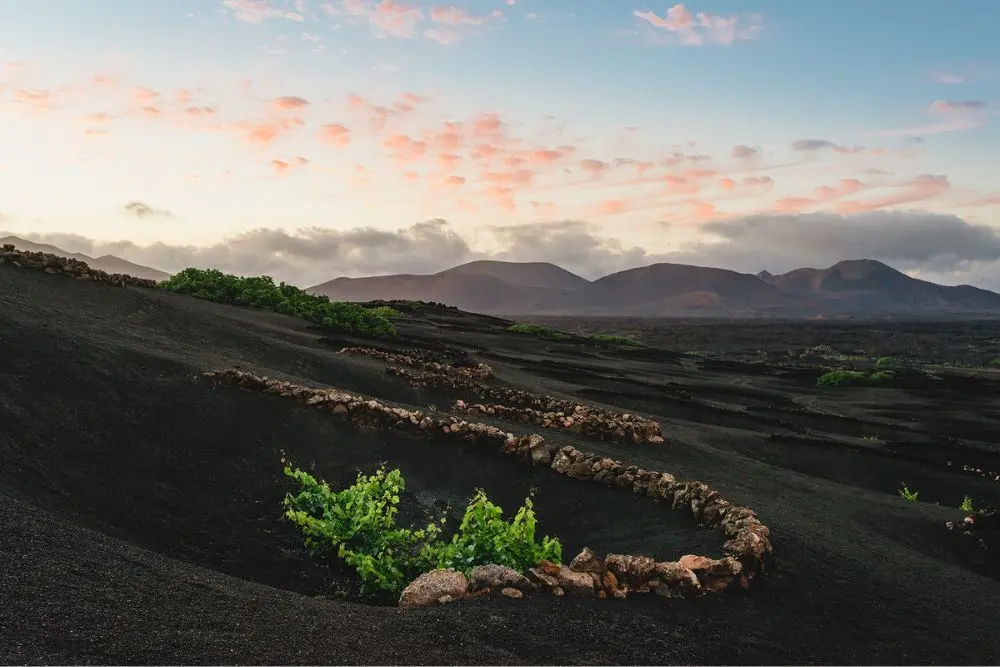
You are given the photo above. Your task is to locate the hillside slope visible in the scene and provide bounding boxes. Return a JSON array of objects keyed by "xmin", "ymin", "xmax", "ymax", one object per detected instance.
[
  {"xmin": 2, "ymin": 262, "xmax": 1000, "ymax": 663},
  {"xmin": 0, "ymin": 235, "xmax": 170, "ymax": 282}
]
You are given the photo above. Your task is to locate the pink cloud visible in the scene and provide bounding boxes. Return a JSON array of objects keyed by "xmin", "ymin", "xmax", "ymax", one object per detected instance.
[
  {"xmin": 273, "ymin": 95, "xmax": 310, "ymax": 111},
  {"xmin": 836, "ymin": 174, "xmax": 950, "ymax": 213},
  {"xmin": 133, "ymin": 87, "xmax": 160, "ymax": 103},
  {"xmin": 634, "ymin": 3, "xmax": 763, "ymax": 46},
  {"xmin": 319, "ymin": 123, "xmax": 350, "ymax": 146},
  {"xmin": 598, "ymin": 199, "xmax": 629, "ymax": 215}
]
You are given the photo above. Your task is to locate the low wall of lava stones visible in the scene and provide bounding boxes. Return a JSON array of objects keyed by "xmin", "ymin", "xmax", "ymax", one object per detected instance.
[
  {"xmin": 382, "ymin": 364, "xmax": 665, "ymax": 446},
  {"xmin": 202, "ymin": 368, "xmax": 773, "ymax": 589},
  {"xmin": 337, "ymin": 346, "xmax": 494, "ymax": 380},
  {"xmin": 0, "ymin": 244, "xmax": 160, "ymax": 288}
]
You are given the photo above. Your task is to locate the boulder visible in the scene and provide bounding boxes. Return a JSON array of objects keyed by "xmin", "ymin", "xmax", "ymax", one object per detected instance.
[
  {"xmin": 399, "ymin": 569, "xmax": 469, "ymax": 608},
  {"xmin": 468, "ymin": 564, "xmax": 534, "ymax": 594},
  {"xmin": 651, "ymin": 561, "xmax": 701, "ymax": 597},
  {"xmin": 605, "ymin": 554, "xmax": 656, "ymax": 589},
  {"xmin": 501, "ymin": 587, "xmax": 523, "ymax": 599},
  {"xmin": 553, "ymin": 566, "xmax": 596, "ymax": 598},
  {"xmin": 569, "ymin": 547, "xmax": 605, "ymax": 573}
]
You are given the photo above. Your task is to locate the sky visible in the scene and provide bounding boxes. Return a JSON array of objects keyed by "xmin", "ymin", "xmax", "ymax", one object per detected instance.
[{"xmin": 1, "ymin": 0, "xmax": 999, "ymax": 288}]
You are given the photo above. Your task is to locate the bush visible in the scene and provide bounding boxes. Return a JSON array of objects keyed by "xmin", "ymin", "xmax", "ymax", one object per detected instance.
[
  {"xmin": 160, "ymin": 268, "xmax": 395, "ymax": 336},
  {"xmin": 507, "ymin": 323, "xmax": 569, "ymax": 340},
  {"xmin": 875, "ymin": 356, "xmax": 898, "ymax": 369},
  {"xmin": 960, "ymin": 495, "xmax": 975, "ymax": 512},
  {"xmin": 817, "ymin": 370, "xmax": 894, "ymax": 387},
  {"xmin": 898, "ymin": 482, "xmax": 919, "ymax": 502},
  {"xmin": 592, "ymin": 334, "xmax": 644, "ymax": 347},
  {"xmin": 282, "ymin": 465, "xmax": 562, "ymax": 598},
  {"xmin": 433, "ymin": 490, "xmax": 562, "ymax": 573}
]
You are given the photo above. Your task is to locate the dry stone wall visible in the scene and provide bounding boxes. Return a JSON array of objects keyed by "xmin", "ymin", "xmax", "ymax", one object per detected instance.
[
  {"xmin": 384, "ymin": 366, "xmax": 665, "ymax": 445},
  {"xmin": 202, "ymin": 368, "xmax": 773, "ymax": 587},
  {"xmin": 338, "ymin": 346, "xmax": 494, "ymax": 380},
  {"xmin": 0, "ymin": 244, "xmax": 160, "ymax": 288},
  {"xmin": 399, "ymin": 546, "xmax": 746, "ymax": 608},
  {"xmin": 453, "ymin": 399, "xmax": 665, "ymax": 445}
]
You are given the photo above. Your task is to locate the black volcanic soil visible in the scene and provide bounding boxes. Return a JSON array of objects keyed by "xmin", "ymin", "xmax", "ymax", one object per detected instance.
[{"xmin": 3, "ymin": 264, "xmax": 1000, "ymax": 664}]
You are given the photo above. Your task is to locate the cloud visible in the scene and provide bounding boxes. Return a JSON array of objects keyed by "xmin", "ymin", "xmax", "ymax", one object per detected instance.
[
  {"xmin": 730, "ymin": 144, "xmax": 759, "ymax": 159},
  {"xmin": 633, "ymin": 3, "xmax": 764, "ymax": 46},
  {"xmin": 14, "ymin": 211, "xmax": 1000, "ymax": 288},
  {"xmin": 869, "ymin": 99, "xmax": 991, "ymax": 137},
  {"xmin": 791, "ymin": 138, "xmax": 866, "ymax": 154},
  {"xmin": 123, "ymin": 201, "xmax": 174, "ymax": 219},
  {"xmin": 696, "ymin": 211, "xmax": 1000, "ymax": 274}
]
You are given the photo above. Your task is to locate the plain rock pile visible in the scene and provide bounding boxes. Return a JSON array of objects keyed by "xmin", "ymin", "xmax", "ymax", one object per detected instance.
[
  {"xmin": 946, "ymin": 510, "xmax": 997, "ymax": 552},
  {"xmin": 0, "ymin": 244, "xmax": 160, "ymax": 288},
  {"xmin": 385, "ymin": 366, "xmax": 664, "ymax": 445},
  {"xmin": 398, "ymin": 547, "xmax": 745, "ymax": 608},
  {"xmin": 202, "ymin": 368, "xmax": 772, "ymax": 582},
  {"xmin": 338, "ymin": 346, "xmax": 494, "ymax": 380},
  {"xmin": 454, "ymin": 399, "xmax": 665, "ymax": 445}
]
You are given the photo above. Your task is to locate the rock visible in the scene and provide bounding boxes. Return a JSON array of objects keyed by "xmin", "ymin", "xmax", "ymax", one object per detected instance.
[
  {"xmin": 501, "ymin": 587, "xmax": 523, "ymax": 599},
  {"xmin": 605, "ymin": 554, "xmax": 656, "ymax": 589},
  {"xmin": 551, "ymin": 586, "xmax": 565, "ymax": 597},
  {"xmin": 678, "ymin": 554, "xmax": 714, "ymax": 572},
  {"xmin": 652, "ymin": 561, "xmax": 701, "ymax": 596},
  {"xmin": 468, "ymin": 564, "xmax": 534, "ymax": 593},
  {"xmin": 399, "ymin": 569, "xmax": 469, "ymax": 608},
  {"xmin": 601, "ymin": 570, "xmax": 619, "ymax": 595},
  {"xmin": 538, "ymin": 559, "xmax": 562, "ymax": 577},
  {"xmin": 569, "ymin": 547, "xmax": 605, "ymax": 573},
  {"xmin": 554, "ymin": 566, "xmax": 597, "ymax": 598},
  {"xmin": 527, "ymin": 567, "xmax": 559, "ymax": 589}
]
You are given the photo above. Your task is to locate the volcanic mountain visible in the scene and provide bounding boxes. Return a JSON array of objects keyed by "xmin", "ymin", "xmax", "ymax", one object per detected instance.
[
  {"xmin": 309, "ymin": 260, "xmax": 590, "ymax": 313},
  {"xmin": 310, "ymin": 258, "xmax": 1000, "ymax": 318},
  {"xmin": 0, "ymin": 236, "xmax": 170, "ymax": 282}
]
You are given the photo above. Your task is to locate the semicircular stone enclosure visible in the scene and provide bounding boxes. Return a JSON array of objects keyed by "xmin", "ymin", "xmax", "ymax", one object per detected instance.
[{"xmin": 203, "ymin": 355, "xmax": 774, "ymax": 607}]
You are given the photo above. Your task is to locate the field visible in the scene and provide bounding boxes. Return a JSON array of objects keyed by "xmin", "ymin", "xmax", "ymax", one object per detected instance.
[{"xmin": 2, "ymin": 263, "xmax": 1000, "ymax": 664}]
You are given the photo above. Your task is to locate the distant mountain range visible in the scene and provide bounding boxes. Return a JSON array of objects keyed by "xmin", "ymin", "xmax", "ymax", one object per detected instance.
[
  {"xmin": 6, "ymin": 234, "xmax": 999, "ymax": 317},
  {"xmin": 310, "ymin": 258, "xmax": 1000, "ymax": 318},
  {"xmin": 0, "ymin": 236, "xmax": 170, "ymax": 282}
]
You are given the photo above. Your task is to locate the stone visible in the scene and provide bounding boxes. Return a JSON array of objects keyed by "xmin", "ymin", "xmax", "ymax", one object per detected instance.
[
  {"xmin": 551, "ymin": 586, "xmax": 565, "ymax": 597},
  {"xmin": 399, "ymin": 569, "xmax": 469, "ymax": 608},
  {"xmin": 468, "ymin": 564, "xmax": 534, "ymax": 593},
  {"xmin": 538, "ymin": 559, "xmax": 562, "ymax": 577},
  {"xmin": 605, "ymin": 554, "xmax": 656, "ymax": 589},
  {"xmin": 601, "ymin": 570, "xmax": 619, "ymax": 595},
  {"xmin": 501, "ymin": 587, "xmax": 523, "ymax": 599},
  {"xmin": 527, "ymin": 567, "xmax": 558, "ymax": 589},
  {"xmin": 554, "ymin": 566, "xmax": 597, "ymax": 598},
  {"xmin": 652, "ymin": 561, "xmax": 701, "ymax": 596},
  {"xmin": 569, "ymin": 547, "xmax": 605, "ymax": 573}
]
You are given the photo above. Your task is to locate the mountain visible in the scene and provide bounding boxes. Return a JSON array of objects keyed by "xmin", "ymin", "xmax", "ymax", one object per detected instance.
[
  {"xmin": 310, "ymin": 257, "xmax": 1000, "ymax": 318},
  {"xmin": 540, "ymin": 263, "xmax": 796, "ymax": 316},
  {"xmin": 436, "ymin": 260, "xmax": 591, "ymax": 291},
  {"xmin": 0, "ymin": 236, "xmax": 170, "ymax": 282},
  {"xmin": 308, "ymin": 261, "xmax": 588, "ymax": 313},
  {"xmin": 767, "ymin": 259, "xmax": 1000, "ymax": 313}
]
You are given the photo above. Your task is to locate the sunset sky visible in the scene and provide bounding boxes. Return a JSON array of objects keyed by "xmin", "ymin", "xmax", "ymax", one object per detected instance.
[{"xmin": 1, "ymin": 0, "xmax": 999, "ymax": 287}]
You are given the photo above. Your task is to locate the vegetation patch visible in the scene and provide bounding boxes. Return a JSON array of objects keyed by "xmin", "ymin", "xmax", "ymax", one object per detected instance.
[
  {"xmin": 507, "ymin": 323, "xmax": 570, "ymax": 340},
  {"xmin": 161, "ymin": 268, "xmax": 396, "ymax": 336},
  {"xmin": 817, "ymin": 369, "xmax": 894, "ymax": 387},
  {"xmin": 283, "ymin": 464, "xmax": 561, "ymax": 600}
]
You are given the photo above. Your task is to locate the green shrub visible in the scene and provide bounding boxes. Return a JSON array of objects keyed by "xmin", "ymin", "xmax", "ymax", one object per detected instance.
[
  {"xmin": 592, "ymin": 334, "xmax": 644, "ymax": 347},
  {"xmin": 898, "ymin": 482, "xmax": 919, "ymax": 502},
  {"xmin": 875, "ymin": 356, "xmax": 898, "ymax": 369},
  {"xmin": 160, "ymin": 268, "xmax": 395, "ymax": 336},
  {"xmin": 817, "ymin": 370, "xmax": 894, "ymax": 387},
  {"xmin": 507, "ymin": 323, "xmax": 569, "ymax": 340},
  {"xmin": 987, "ymin": 357, "xmax": 1000, "ymax": 368},
  {"xmin": 960, "ymin": 495, "xmax": 975, "ymax": 512},
  {"xmin": 282, "ymin": 465, "xmax": 562, "ymax": 598},
  {"xmin": 433, "ymin": 490, "xmax": 562, "ymax": 573}
]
